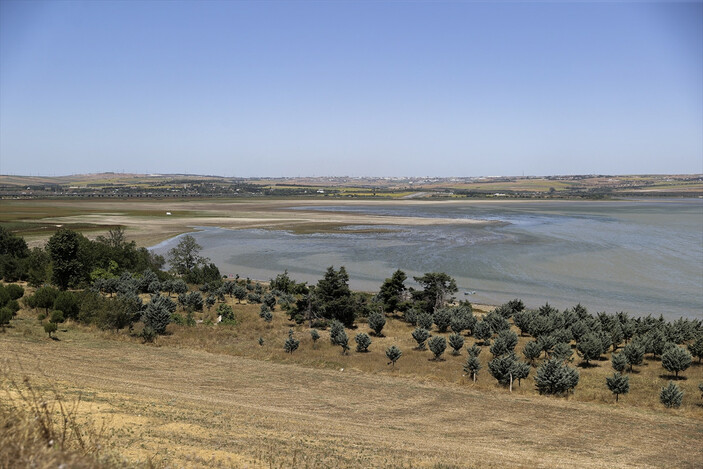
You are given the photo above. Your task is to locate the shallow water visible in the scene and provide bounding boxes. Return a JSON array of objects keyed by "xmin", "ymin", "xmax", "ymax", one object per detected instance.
[{"xmin": 150, "ymin": 199, "xmax": 703, "ymax": 320}]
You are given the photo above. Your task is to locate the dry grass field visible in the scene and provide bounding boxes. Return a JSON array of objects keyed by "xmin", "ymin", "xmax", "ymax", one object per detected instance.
[{"xmin": 3, "ymin": 297, "xmax": 702, "ymax": 468}]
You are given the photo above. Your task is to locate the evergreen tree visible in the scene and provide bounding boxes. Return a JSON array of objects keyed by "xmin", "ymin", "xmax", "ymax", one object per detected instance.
[
  {"xmin": 552, "ymin": 342, "xmax": 573, "ymax": 362},
  {"xmin": 464, "ymin": 354, "xmax": 481, "ymax": 382},
  {"xmin": 623, "ymin": 341, "xmax": 645, "ymax": 372},
  {"xmin": 336, "ymin": 328, "xmax": 350, "ymax": 355},
  {"xmin": 417, "ymin": 313, "xmax": 434, "ymax": 331},
  {"xmin": 258, "ymin": 337, "xmax": 264, "ymax": 346},
  {"xmin": 386, "ymin": 345, "xmax": 402, "ymax": 368},
  {"xmin": 433, "ymin": 308, "xmax": 452, "ymax": 333},
  {"xmin": 262, "ymin": 310, "xmax": 273, "ymax": 323},
  {"xmin": 687, "ymin": 335, "xmax": 703, "ymax": 364},
  {"xmin": 534, "ymin": 358, "xmax": 580, "ymax": 395},
  {"xmin": 141, "ymin": 294, "xmax": 173, "ymax": 335},
  {"xmin": 412, "ymin": 327, "xmax": 430, "ymax": 350},
  {"xmin": 661, "ymin": 346, "xmax": 692, "ymax": 379},
  {"xmin": 512, "ymin": 360, "xmax": 531, "ymax": 386},
  {"xmin": 448, "ymin": 333, "xmax": 464, "ymax": 355},
  {"xmin": 537, "ymin": 334, "xmax": 557, "ymax": 359},
  {"xmin": 0, "ymin": 307, "xmax": 12, "ymax": 330},
  {"xmin": 428, "ymin": 336, "xmax": 447, "ymax": 361},
  {"xmin": 488, "ymin": 353, "xmax": 517, "ymax": 386},
  {"xmin": 284, "ymin": 329, "xmax": 299, "ymax": 354},
  {"xmin": 329, "ymin": 320, "xmax": 345, "ymax": 345},
  {"xmin": 606, "ymin": 372, "xmax": 630, "ymax": 402},
  {"xmin": 576, "ymin": 333, "xmax": 602, "ymax": 366},
  {"xmin": 659, "ymin": 381, "xmax": 684, "ymax": 408},
  {"xmin": 522, "ymin": 341, "xmax": 541, "ymax": 365},
  {"xmin": 473, "ymin": 320, "xmax": 492, "ymax": 345},
  {"xmin": 611, "ymin": 352, "xmax": 628, "ymax": 373},
  {"xmin": 378, "ymin": 269, "xmax": 407, "ymax": 314},
  {"xmin": 483, "ymin": 310, "xmax": 510, "ymax": 334},
  {"xmin": 310, "ymin": 329, "xmax": 320, "ymax": 348},
  {"xmin": 367, "ymin": 311, "xmax": 386, "ymax": 336},
  {"xmin": 466, "ymin": 343, "xmax": 482, "ymax": 358},
  {"xmin": 355, "ymin": 332, "xmax": 372, "ymax": 352},
  {"xmin": 44, "ymin": 321, "xmax": 58, "ymax": 338}
]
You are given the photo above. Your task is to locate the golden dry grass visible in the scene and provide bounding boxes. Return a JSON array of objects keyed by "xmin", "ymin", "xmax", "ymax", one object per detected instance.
[{"xmin": 2, "ymin": 301, "xmax": 702, "ymax": 468}]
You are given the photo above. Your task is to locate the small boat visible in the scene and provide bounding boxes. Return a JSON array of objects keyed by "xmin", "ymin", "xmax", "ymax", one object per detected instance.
[{"xmin": 464, "ymin": 291, "xmax": 476, "ymax": 295}]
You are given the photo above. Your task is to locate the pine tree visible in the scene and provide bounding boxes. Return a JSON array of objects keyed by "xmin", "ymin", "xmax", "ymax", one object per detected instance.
[
  {"xmin": 687, "ymin": 335, "xmax": 703, "ymax": 364},
  {"xmin": 428, "ymin": 336, "xmax": 447, "ymax": 361},
  {"xmin": 534, "ymin": 358, "xmax": 580, "ymax": 395},
  {"xmin": 466, "ymin": 343, "xmax": 482, "ymax": 358},
  {"xmin": 464, "ymin": 354, "xmax": 481, "ymax": 382},
  {"xmin": 512, "ymin": 360, "xmax": 531, "ymax": 387},
  {"xmin": 367, "ymin": 311, "xmax": 386, "ymax": 336},
  {"xmin": 605, "ymin": 372, "xmax": 630, "ymax": 402},
  {"xmin": 355, "ymin": 332, "xmax": 372, "ymax": 352},
  {"xmin": 284, "ymin": 329, "xmax": 299, "ymax": 354},
  {"xmin": 336, "ymin": 328, "xmax": 350, "ymax": 355},
  {"xmin": 141, "ymin": 294, "xmax": 173, "ymax": 335},
  {"xmin": 433, "ymin": 308, "xmax": 452, "ymax": 333},
  {"xmin": 623, "ymin": 341, "xmax": 645, "ymax": 372},
  {"xmin": 576, "ymin": 333, "xmax": 602, "ymax": 366},
  {"xmin": 537, "ymin": 335, "xmax": 557, "ymax": 359},
  {"xmin": 412, "ymin": 327, "xmax": 430, "ymax": 350},
  {"xmin": 611, "ymin": 352, "xmax": 627, "ymax": 373},
  {"xmin": 386, "ymin": 345, "xmax": 402, "ymax": 368},
  {"xmin": 310, "ymin": 329, "xmax": 320, "ymax": 348},
  {"xmin": 661, "ymin": 346, "xmax": 692, "ymax": 379},
  {"xmin": 473, "ymin": 320, "xmax": 492, "ymax": 345},
  {"xmin": 488, "ymin": 353, "xmax": 517, "ymax": 386},
  {"xmin": 522, "ymin": 341, "xmax": 541, "ymax": 365},
  {"xmin": 448, "ymin": 333, "xmax": 464, "ymax": 355},
  {"xmin": 552, "ymin": 342, "xmax": 573, "ymax": 362},
  {"xmin": 659, "ymin": 381, "xmax": 683, "ymax": 408},
  {"xmin": 329, "ymin": 320, "xmax": 345, "ymax": 345}
]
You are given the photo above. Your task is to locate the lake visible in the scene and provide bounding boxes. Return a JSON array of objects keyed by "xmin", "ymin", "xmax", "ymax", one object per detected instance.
[{"xmin": 150, "ymin": 199, "xmax": 703, "ymax": 320}]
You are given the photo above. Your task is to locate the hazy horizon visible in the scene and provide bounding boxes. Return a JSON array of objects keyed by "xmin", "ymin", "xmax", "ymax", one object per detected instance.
[{"xmin": 2, "ymin": 1, "xmax": 702, "ymax": 177}]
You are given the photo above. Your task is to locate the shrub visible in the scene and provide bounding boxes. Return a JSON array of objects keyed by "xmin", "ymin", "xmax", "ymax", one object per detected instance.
[
  {"xmin": 50, "ymin": 310, "xmax": 65, "ymax": 324},
  {"xmin": 284, "ymin": 329, "xmax": 299, "ymax": 354},
  {"xmin": 355, "ymin": 333, "xmax": 371, "ymax": 352},
  {"xmin": 367, "ymin": 311, "xmax": 386, "ymax": 336},
  {"xmin": 262, "ymin": 310, "xmax": 273, "ymax": 323},
  {"xmin": 5, "ymin": 284, "xmax": 24, "ymax": 300},
  {"xmin": 412, "ymin": 327, "xmax": 430, "ymax": 350},
  {"xmin": 386, "ymin": 345, "xmax": 402, "ymax": 368},
  {"xmin": 611, "ymin": 352, "xmax": 627, "ymax": 373},
  {"xmin": 448, "ymin": 333, "xmax": 464, "ymax": 355},
  {"xmin": 43, "ymin": 321, "xmax": 57, "ymax": 338},
  {"xmin": 0, "ymin": 307, "xmax": 12, "ymax": 329},
  {"xmin": 53, "ymin": 291, "xmax": 80, "ymax": 320},
  {"xmin": 258, "ymin": 337, "xmax": 264, "ymax": 346},
  {"xmin": 606, "ymin": 372, "xmax": 630, "ymax": 402},
  {"xmin": 661, "ymin": 346, "xmax": 692, "ymax": 379},
  {"xmin": 141, "ymin": 325, "xmax": 156, "ymax": 343},
  {"xmin": 217, "ymin": 303, "xmax": 235, "ymax": 321},
  {"xmin": 464, "ymin": 354, "xmax": 481, "ymax": 382},
  {"xmin": 659, "ymin": 381, "xmax": 683, "ymax": 408},
  {"xmin": 534, "ymin": 358, "xmax": 579, "ymax": 395},
  {"xmin": 428, "ymin": 336, "xmax": 447, "ymax": 361},
  {"xmin": 263, "ymin": 292, "xmax": 276, "ymax": 310},
  {"xmin": 310, "ymin": 329, "xmax": 320, "ymax": 348}
]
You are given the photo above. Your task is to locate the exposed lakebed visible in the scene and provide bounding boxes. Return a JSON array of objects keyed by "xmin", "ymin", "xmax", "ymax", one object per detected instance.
[{"xmin": 150, "ymin": 199, "xmax": 703, "ymax": 320}]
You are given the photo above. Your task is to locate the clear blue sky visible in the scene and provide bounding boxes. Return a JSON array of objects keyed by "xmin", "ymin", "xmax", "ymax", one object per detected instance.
[{"xmin": 1, "ymin": 1, "xmax": 701, "ymax": 177}]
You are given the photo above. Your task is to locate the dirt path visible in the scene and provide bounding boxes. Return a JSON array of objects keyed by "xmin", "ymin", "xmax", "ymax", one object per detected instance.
[{"xmin": 2, "ymin": 332, "xmax": 701, "ymax": 468}]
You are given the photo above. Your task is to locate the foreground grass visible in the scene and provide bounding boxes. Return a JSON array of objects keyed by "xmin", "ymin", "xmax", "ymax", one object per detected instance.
[{"xmin": 3, "ymin": 305, "xmax": 703, "ymax": 468}]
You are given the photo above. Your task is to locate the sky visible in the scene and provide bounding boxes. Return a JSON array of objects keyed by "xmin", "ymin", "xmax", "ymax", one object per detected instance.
[{"xmin": 1, "ymin": 1, "xmax": 701, "ymax": 178}]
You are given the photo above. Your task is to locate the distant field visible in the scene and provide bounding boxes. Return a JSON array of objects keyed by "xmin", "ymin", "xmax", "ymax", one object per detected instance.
[{"xmin": 3, "ymin": 312, "xmax": 703, "ymax": 469}]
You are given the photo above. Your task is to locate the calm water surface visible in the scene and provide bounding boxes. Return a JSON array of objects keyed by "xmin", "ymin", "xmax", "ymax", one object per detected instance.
[{"xmin": 150, "ymin": 199, "xmax": 703, "ymax": 320}]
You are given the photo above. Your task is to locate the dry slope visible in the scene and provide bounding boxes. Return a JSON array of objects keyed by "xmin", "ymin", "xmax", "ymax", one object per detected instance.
[{"xmin": 2, "ymin": 332, "xmax": 702, "ymax": 468}]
